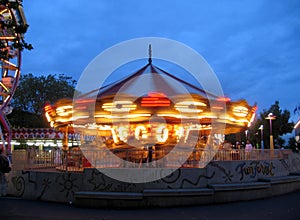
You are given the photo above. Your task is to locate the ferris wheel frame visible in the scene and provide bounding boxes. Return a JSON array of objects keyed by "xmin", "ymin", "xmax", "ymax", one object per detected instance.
[{"xmin": 0, "ymin": 1, "xmax": 26, "ymax": 154}]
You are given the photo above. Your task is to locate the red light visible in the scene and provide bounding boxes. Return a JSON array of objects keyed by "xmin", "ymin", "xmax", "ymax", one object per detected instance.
[
  {"xmin": 217, "ymin": 96, "xmax": 231, "ymax": 102},
  {"xmin": 141, "ymin": 92, "xmax": 170, "ymax": 107},
  {"xmin": 44, "ymin": 104, "xmax": 52, "ymax": 112},
  {"xmin": 148, "ymin": 92, "xmax": 167, "ymax": 97}
]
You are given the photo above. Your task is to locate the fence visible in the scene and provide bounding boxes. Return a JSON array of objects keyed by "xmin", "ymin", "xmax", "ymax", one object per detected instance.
[{"xmin": 11, "ymin": 148, "xmax": 290, "ymax": 172}]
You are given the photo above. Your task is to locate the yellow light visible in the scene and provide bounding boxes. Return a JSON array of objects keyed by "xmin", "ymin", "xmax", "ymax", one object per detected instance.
[
  {"xmin": 111, "ymin": 128, "xmax": 119, "ymax": 143},
  {"xmin": 178, "ymin": 101, "xmax": 206, "ymax": 106},
  {"xmin": 0, "ymin": 9, "xmax": 8, "ymax": 15},
  {"xmin": 55, "ymin": 117, "xmax": 73, "ymax": 123},
  {"xmin": 56, "ymin": 105, "xmax": 73, "ymax": 116},
  {"xmin": 50, "ymin": 121, "xmax": 54, "ymax": 127},
  {"xmin": 226, "ymin": 117, "xmax": 249, "ymax": 123},
  {"xmin": 248, "ymin": 112, "xmax": 256, "ymax": 127},
  {"xmin": 156, "ymin": 125, "xmax": 169, "ymax": 143},
  {"xmin": 232, "ymin": 106, "xmax": 248, "ymax": 117},
  {"xmin": 99, "ymin": 125, "xmax": 112, "ymax": 130},
  {"xmin": 0, "ymin": 81, "xmax": 10, "ymax": 92},
  {"xmin": 157, "ymin": 113, "xmax": 217, "ymax": 119},
  {"xmin": 174, "ymin": 126, "xmax": 184, "ymax": 139},
  {"xmin": 117, "ymin": 126, "xmax": 129, "ymax": 142},
  {"xmin": 135, "ymin": 125, "xmax": 147, "ymax": 140},
  {"xmin": 102, "ymin": 101, "xmax": 136, "ymax": 112},
  {"xmin": 175, "ymin": 101, "xmax": 206, "ymax": 113},
  {"xmin": 72, "ymin": 115, "xmax": 89, "ymax": 120},
  {"xmin": 45, "ymin": 112, "xmax": 51, "ymax": 122},
  {"xmin": 95, "ymin": 113, "xmax": 151, "ymax": 119}
]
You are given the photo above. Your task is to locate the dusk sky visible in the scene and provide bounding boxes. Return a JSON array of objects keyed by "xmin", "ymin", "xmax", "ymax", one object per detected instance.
[{"xmin": 22, "ymin": 0, "xmax": 300, "ymax": 123}]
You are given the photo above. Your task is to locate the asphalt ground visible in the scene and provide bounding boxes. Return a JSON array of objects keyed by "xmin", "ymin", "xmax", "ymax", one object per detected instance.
[{"xmin": 1, "ymin": 191, "xmax": 300, "ymax": 220}]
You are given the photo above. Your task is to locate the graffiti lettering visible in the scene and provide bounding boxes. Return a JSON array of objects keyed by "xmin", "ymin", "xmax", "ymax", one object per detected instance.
[{"xmin": 236, "ymin": 161, "xmax": 275, "ymax": 181}]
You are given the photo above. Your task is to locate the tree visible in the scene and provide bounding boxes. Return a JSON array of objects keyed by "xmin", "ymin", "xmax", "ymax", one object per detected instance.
[
  {"xmin": 287, "ymin": 137, "xmax": 298, "ymax": 152},
  {"xmin": 248, "ymin": 101, "xmax": 294, "ymax": 148},
  {"xmin": 8, "ymin": 73, "xmax": 76, "ymax": 128}
]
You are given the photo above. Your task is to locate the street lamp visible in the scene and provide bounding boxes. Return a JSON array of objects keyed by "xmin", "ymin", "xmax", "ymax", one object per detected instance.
[
  {"xmin": 295, "ymin": 135, "xmax": 299, "ymax": 153},
  {"xmin": 265, "ymin": 113, "xmax": 276, "ymax": 151},
  {"xmin": 258, "ymin": 125, "xmax": 264, "ymax": 149}
]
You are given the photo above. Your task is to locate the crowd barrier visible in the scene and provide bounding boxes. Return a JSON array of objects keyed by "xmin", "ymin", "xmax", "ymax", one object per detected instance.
[{"xmin": 11, "ymin": 147, "xmax": 290, "ymax": 172}]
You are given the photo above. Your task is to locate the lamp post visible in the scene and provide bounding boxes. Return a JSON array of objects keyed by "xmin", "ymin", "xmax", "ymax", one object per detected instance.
[
  {"xmin": 265, "ymin": 113, "xmax": 276, "ymax": 151},
  {"xmin": 295, "ymin": 135, "xmax": 299, "ymax": 153},
  {"xmin": 259, "ymin": 125, "xmax": 264, "ymax": 149}
]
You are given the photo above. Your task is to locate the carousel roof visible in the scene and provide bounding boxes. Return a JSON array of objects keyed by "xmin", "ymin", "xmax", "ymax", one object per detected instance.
[
  {"xmin": 96, "ymin": 60, "xmax": 218, "ymax": 99},
  {"xmin": 44, "ymin": 59, "xmax": 257, "ymax": 135}
]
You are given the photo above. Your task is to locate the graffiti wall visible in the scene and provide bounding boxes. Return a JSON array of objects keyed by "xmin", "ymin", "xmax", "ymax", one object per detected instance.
[
  {"xmin": 8, "ymin": 170, "xmax": 82, "ymax": 202},
  {"xmin": 6, "ymin": 155, "xmax": 300, "ymax": 203},
  {"xmin": 206, "ymin": 160, "xmax": 289, "ymax": 184}
]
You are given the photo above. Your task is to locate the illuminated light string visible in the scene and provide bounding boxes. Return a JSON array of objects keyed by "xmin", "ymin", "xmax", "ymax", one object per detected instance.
[
  {"xmin": 56, "ymin": 105, "xmax": 73, "ymax": 116},
  {"xmin": 141, "ymin": 92, "xmax": 171, "ymax": 107},
  {"xmin": 232, "ymin": 106, "xmax": 249, "ymax": 117},
  {"xmin": 43, "ymin": 93, "xmax": 256, "ymax": 148},
  {"xmin": 175, "ymin": 100, "xmax": 206, "ymax": 113},
  {"xmin": 102, "ymin": 101, "xmax": 137, "ymax": 112},
  {"xmin": 133, "ymin": 125, "xmax": 169, "ymax": 143},
  {"xmin": 95, "ymin": 113, "xmax": 151, "ymax": 119}
]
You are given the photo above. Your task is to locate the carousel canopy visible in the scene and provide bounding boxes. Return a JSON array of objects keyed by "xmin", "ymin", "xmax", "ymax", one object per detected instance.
[
  {"xmin": 96, "ymin": 61, "xmax": 218, "ymax": 99},
  {"xmin": 44, "ymin": 59, "xmax": 257, "ymax": 135}
]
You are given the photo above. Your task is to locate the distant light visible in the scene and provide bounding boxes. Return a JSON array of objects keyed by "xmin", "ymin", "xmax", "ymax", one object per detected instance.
[
  {"xmin": 294, "ymin": 120, "xmax": 300, "ymax": 129},
  {"xmin": 265, "ymin": 113, "xmax": 276, "ymax": 120}
]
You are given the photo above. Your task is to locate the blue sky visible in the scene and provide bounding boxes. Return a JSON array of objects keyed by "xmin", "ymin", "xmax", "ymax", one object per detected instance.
[{"xmin": 21, "ymin": 0, "xmax": 300, "ymax": 122}]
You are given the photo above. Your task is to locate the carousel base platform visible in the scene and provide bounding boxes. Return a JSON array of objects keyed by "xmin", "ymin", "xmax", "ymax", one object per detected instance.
[
  {"xmin": 73, "ymin": 174, "xmax": 300, "ymax": 208},
  {"xmin": 6, "ymin": 154, "xmax": 300, "ymax": 208}
]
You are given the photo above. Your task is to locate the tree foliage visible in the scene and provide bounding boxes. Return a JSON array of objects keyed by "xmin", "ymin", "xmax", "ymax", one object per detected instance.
[
  {"xmin": 8, "ymin": 73, "xmax": 76, "ymax": 128},
  {"xmin": 248, "ymin": 101, "xmax": 294, "ymax": 148},
  {"xmin": 8, "ymin": 109, "xmax": 49, "ymax": 128}
]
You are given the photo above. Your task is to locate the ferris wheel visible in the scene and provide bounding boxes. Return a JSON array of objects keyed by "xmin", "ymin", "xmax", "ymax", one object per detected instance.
[{"xmin": 0, "ymin": 1, "xmax": 27, "ymax": 154}]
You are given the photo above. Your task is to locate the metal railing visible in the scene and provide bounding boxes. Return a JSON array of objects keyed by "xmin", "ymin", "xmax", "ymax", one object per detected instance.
[{"xmin": 11, "ymin": 148, "xmax": 291, "ymax": 171}]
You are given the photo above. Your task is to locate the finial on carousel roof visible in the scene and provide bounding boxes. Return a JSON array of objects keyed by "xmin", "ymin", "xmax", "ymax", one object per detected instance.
[{"xmin": 148, "ymin": 44, "xmax": 152, "ymax": 64}]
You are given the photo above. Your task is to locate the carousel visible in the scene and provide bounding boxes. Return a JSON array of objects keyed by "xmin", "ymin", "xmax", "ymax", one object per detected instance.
[{"xmin": 44, "ymin": 55, "xmax": 256, "ymax": 167}]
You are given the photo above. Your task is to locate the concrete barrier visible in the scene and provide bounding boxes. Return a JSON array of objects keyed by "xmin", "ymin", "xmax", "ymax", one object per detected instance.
[{"xmin": 6, "ymin": 153, "xmax": 300, "ymax": 207}]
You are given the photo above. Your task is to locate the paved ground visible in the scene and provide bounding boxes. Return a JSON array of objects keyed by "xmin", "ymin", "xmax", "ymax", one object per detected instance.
[{"xmin": 1, "ymin": 191, "xmax": 300, "ymax": 220}]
